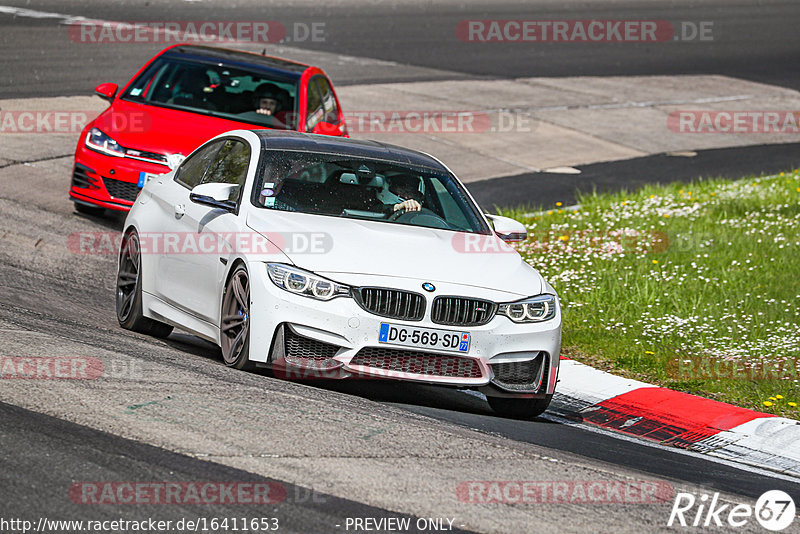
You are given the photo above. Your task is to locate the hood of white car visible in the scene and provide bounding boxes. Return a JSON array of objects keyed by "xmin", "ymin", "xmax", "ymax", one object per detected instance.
[{"xmin": 246, "ymin": 210, "xmax": 542, "ymax": 298}]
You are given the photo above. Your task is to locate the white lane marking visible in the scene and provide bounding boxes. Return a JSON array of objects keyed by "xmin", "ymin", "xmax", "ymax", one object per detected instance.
[
  {"xmin": 0, "ymin": 5, "xmax": 207, "ymax": 41},
  {"xmin": 0, "ymin": 6, "xmax": 69, "ymax": 19},
  {"xmin": 542, "ymin": 166, "xmax": 581, "ymax": 174},
  {"xmin": 0, "ymin": 6, "xmax": 90, "ymax": 23},
  {"xmin": 535, "ymin": 93, "xmax": 755, "ymax": 113},
  {"xmin": 0, "ymin": 4, "xmax": 417, "ymax": 71}
]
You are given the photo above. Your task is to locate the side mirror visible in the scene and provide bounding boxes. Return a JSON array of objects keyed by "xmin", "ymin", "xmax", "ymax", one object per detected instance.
[
  {"xmin": 485, "ymin": 214, "xmax": 527, "ymax": 242},
  {"xmin": 189, "ymin": 183, "xmax": 238, "ymax": 212},
  {"xmin": 94, "ymin": 83, "xmax": 118, "ymax": 102},
  {"xmin": 311, "ymin": 121, "xmax": 344, "ymax": 136},
  {"xmin": 166, "ymin": 153, "xmax": 186, "ymax": 171}
]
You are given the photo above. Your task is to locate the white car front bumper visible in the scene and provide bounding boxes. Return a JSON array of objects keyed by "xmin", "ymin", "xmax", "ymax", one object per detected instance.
[{"xmin": 248, "ymin": 262, "xmax": 561, "ymax": 397}]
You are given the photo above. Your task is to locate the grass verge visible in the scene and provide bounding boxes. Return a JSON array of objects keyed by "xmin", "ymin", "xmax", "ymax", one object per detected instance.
[{"xmin": 504, "ymin": 170, "xmax": 800, "ymax": 417}]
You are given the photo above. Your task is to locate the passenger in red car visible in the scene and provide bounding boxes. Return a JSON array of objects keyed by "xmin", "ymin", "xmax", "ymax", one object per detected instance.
[{"xmin": 168, "ymin": 68, "xmax": 218, "ymax": 111}]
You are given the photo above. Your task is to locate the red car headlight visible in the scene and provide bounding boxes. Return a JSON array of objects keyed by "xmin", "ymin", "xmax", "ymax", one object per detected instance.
[{"xmin": 85, "ymin": 127, "xmax": 126, "ymax": 157}]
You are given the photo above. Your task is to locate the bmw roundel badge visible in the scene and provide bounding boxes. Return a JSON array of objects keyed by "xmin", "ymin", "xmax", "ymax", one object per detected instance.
[{"xmin": 422, "ymin": 282, "xmax": 436, "ymax": 292}]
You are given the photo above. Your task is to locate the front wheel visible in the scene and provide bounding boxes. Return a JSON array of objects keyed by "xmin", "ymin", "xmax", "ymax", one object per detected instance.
[
  {"xmin": 488, "ymin": 394, "xmax": 553, "ymax": 419},
  {"xmin": 116, "ymin": 230, "xmax": 173, "ymax": 338},
  {"xmin": 220, "ymin": 265, "xmax": 254, "ymax": 370}
]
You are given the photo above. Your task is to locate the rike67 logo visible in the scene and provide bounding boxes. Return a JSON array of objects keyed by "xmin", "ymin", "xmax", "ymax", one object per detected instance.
[{"xmin": 668, "ymin": 490, "xmax": 795, "ymax": 531}]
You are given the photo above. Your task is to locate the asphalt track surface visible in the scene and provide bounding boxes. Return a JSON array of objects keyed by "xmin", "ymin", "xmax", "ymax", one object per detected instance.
[
  {"xmin": 469, "ymin": 141, "xmax": 800, "ymax": 209},
  {"xmin": 1, "ymin": 402, "xmax": 472, "ymax": 534},
  {"xmin": 2, "ymin": 1, "xmax": 800, "ymax": 532},
  {"xmin": 0, "ymin": 161, "xmax": 798, "ymax": 526},
  {"xmin": 1, "ymin": 0, "xmax": 799, "ymax": 96},
  {"xmin": 2, "ymin": 0, "xmax": 799, "ymax": 202}
]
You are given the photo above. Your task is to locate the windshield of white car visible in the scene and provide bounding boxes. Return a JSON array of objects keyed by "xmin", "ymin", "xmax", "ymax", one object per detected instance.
[
  {"xmin": 252, "ymin": 151, "xmax": 491, "ymax": 234},
  {"xmin": 121, "ymin": 57, "xmax": 299, "ymax": 130}
]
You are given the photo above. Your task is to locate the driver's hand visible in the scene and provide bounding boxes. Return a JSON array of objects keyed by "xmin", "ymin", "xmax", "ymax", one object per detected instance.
[
  {"xmin": 256, "ymin": 108, "xmax": 273, "ymax": 115},
  {"xmin": 393, "ymin": 199, "xmax": 421, "ymax": 212}
]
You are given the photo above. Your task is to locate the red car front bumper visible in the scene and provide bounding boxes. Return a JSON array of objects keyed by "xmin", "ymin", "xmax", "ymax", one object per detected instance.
[{"xmin": 69, "ymin": 142, "xmax": 171, "ymax": 212}]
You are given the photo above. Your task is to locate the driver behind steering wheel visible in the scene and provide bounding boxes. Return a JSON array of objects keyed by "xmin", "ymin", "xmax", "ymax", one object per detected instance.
[{"xmin": 385, "ymin": 174, "xmax": 423, "ymax": 213}]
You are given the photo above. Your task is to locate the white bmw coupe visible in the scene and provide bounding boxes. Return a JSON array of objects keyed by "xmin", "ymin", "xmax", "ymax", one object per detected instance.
[{"xmin": 117, "ymin": 130, "xmax": 561, "ymax": 418}]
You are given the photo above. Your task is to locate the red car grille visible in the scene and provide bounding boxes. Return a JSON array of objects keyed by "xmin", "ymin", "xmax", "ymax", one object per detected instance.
[
  {"xmin": 103, "ymin": 177, "xmax": 140, "ymax": 202},
  {"xmin": 349, "ymin": 347, "xmax": 483, "ymax": 379}
]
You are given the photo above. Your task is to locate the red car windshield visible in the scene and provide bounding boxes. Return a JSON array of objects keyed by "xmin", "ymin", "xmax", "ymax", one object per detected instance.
[{"xmin": 121, "ymin": 57, "xmax": 299, "ymax": 130}]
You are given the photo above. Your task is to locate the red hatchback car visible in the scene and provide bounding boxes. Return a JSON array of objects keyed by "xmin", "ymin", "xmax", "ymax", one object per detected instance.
[{"xmin": 70, "ymin": 44, "xmax": 348, "ymax": 215}]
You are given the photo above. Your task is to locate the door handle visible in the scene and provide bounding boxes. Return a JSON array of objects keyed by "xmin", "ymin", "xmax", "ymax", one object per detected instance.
[{"xmin": 174, "ymin": 204, "xmax": 185, "ymax": 218}]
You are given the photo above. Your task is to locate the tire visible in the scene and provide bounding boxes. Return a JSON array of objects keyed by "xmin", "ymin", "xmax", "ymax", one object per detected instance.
[
  {"xmin": 220, "ymin": 265, "xmax": 254, "ymax": 370},
  {"xmin": 488, "ymin": 394, "xmax": 553, "ymax": 419},
  {"xmin": 74, "ymin": 202, "xmax": 106, "ymax": 217},
  {"xmin": 116, "ymin": 231, "xmax": 173, "ymax": 338}
]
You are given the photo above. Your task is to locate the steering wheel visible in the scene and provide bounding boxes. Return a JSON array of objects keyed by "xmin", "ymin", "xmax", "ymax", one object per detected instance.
[{"xmin": 387, "ymin": 207, "xmax": 451, "ymax": 229}]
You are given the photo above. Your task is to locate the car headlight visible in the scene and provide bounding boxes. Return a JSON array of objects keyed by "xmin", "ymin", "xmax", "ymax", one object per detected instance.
[
  {"xmin": 497, "ymin": 294, "xmax": 557, "ymax": 323},
  {"xmin": 85, "ymin": 127, "xmax": 126, "ymax": 157},
  {"xmin": 267, "ymin": 263, "xmax": 350, "ymax": 301}
]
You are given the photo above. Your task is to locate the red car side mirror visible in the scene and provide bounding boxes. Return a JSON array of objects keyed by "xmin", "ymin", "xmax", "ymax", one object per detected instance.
[
  {"xmin": 311, "ymin": 121, "xmax": 344, "ymax": 136},
  {"xmin": 94, "ymin": 83, "xmax": 118, "ymax": 102}
]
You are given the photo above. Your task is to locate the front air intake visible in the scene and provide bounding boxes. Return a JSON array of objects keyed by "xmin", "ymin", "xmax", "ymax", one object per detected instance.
[{"xmin": 490, "ymin": 353, "xmax": 548, "ymax": 392}]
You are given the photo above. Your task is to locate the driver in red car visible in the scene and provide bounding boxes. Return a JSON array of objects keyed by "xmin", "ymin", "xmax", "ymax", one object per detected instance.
[
  {"xmin": 238, "ymin": 83, "xmax": 292, "ymax": 129},
  {"xmin": 254, "ymin": 85, "xmax": 280, "ymax": 116}
]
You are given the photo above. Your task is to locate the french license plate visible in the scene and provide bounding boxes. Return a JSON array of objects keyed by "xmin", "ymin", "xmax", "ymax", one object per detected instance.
[
  {"xmin": 378, "ymin": 323, "xmax": 470, "ymax": 353},
  {"xmin": 137, "ymin": 171, "xmax": 160, "ymax": 188}
]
